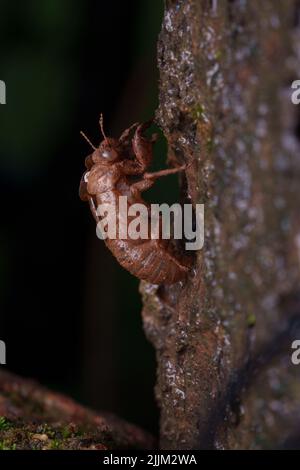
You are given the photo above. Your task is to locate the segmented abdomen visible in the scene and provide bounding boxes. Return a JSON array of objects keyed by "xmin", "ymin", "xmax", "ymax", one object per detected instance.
[
  {"xmin": 105, "ymin": 238, "xmax": 188, "ymax": 284},
  {"xmin": 94, "ymin": 180, "xmax": 189, "ymax": 284}
]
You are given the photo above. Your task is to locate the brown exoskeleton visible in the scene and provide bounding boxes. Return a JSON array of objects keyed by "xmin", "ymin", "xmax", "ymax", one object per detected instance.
[{"xmin": 79, "ymin": 116, "xmax": 191, "ymax": 284}]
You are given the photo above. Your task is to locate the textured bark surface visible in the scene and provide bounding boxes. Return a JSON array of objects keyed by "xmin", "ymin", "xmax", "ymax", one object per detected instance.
[
  {"xmin": 0, "ymin": 370, "xmax": 154, "ymax": 450},
  {"xmin": 141, "ymin": 0, "xmax": 300, "ymax": 449}
]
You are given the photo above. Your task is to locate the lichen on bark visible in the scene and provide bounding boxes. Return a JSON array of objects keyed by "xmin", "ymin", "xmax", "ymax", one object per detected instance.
[{"xmin": 141, "ymin": 0, "xmax": 300, "ymax": 449}]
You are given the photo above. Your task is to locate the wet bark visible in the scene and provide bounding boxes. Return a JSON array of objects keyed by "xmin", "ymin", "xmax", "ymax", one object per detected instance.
[{"xmin": 141, "ymin": 0, "xmax": 300, "ymax": 449}]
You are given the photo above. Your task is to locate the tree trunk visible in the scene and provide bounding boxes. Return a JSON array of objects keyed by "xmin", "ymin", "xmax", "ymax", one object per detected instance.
[{"xmin": 141, "ymin": 0, "xmax": 300, "ymax": 450}]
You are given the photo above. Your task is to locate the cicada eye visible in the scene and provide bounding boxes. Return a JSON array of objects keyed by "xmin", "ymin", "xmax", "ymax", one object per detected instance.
[
  {"xmin": 101, "ymin": 148, "xmax": 118, "ymax": 160},
  {"xmin": 101, "ymin": 150, "xmax": 111, "ymax": 158}
]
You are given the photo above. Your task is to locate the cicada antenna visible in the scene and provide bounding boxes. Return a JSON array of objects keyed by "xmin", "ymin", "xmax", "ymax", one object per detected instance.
[
  {"xmin": 80, "ymin": 131, "xmax": 97, "ymax": 150},
  {"xmin": 99, "ymin": 113, "xmax": 108, "ymax": 142}
]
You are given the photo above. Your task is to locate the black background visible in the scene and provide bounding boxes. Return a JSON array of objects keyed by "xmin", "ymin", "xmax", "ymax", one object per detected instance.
[{"xmin": 0, "ymin": 0, "xmax": 175, "ymax": 435}]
